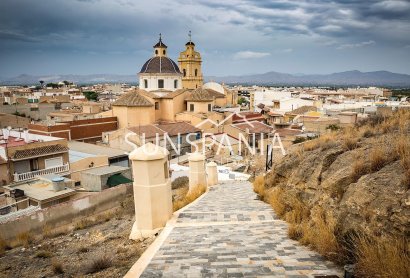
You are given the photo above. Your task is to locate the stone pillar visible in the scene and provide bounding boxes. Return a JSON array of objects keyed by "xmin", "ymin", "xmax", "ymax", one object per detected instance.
[
  {"xmin": 129, "ymin": 142, "xmax": 172, "ymax": 240},
  {"xmin": 188, "ymin": 152, "xmax": 207, "ymax": 191},
  {"xmin": 206, "ymin": 161, "xmax": 218, "ymax": 186}
]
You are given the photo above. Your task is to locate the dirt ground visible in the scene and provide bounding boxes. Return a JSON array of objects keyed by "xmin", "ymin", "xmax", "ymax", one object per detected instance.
[{"xmin": 0, "ymin": 196, "xmax": 155, "ymax": 278}]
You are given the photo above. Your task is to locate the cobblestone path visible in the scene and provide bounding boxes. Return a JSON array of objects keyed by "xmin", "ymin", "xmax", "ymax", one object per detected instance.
[{"xmin": 133, "ymin": 181, "xmax": 342, "ymax": 277}]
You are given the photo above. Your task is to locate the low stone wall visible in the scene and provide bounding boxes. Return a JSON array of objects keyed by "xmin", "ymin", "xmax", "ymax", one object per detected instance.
[{"xmin": 0, "ymin": 183, "xmax": 132, "ymax": 241}]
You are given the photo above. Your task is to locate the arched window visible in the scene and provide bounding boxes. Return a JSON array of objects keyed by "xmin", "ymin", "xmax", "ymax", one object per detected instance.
[
  {"xmin": 155, "ymin": 50, "xmax": 158, "ymax": 55},
  {"xmin": 144, "ymin": 79, "xmax": 148, "ymax": 88},
  {"xmin": 163, "ymin": 50, "xmax": 166, "ymax": 55},
  {"xmin": 183, "ymin": 69, "xmax": 186, "ymax": 77},
  {"xmin": 174, "ymin": 80, "xmax": 178, "ymax": 88},
  {"xmin": 195, "ymin": 69, "xmax": 198, "ymax": 77}
]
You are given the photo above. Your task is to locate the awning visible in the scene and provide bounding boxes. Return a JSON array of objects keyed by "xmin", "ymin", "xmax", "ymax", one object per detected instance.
[{"xmin": 106, "ymin": 173, "xmax": 132, "ymax": 187}]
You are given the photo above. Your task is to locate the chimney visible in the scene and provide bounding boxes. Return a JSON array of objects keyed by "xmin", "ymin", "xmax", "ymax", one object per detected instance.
[
  {"xmin": 23, "ymin": 129, "xmax": 29, "ymax": 143},
  {"xmin": 2, "ymin": 128, "xmax": 9, "ymax": 140}
]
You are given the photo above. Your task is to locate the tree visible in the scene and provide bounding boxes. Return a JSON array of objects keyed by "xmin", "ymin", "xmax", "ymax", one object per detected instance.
[
  {"xmin": 83, "ymin": 91, "xmax": 98, "ymax": 101},
  {"xmin": 39, "ymin": 80, "xmax": 44, "ymax": 87}
]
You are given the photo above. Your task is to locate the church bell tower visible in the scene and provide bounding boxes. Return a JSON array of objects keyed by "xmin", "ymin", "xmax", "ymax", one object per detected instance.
[{"xmin": 178, "ymin": 31, "xmax": 203, "ymax": 89}]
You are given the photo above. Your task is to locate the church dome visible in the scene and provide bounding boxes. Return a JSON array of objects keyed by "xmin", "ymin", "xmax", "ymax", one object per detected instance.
[{"xmin": 140, "ymin": 56, "xmax": 182, "ymax": 74}]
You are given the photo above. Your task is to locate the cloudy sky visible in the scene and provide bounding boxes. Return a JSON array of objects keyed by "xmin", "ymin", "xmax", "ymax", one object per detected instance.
[{"xmin": 1, "ymin": 0, "xmax": 410, "ymax": 77}]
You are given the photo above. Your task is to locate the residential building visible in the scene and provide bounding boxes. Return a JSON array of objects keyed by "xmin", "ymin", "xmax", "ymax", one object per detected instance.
[{"xmin": 0, "ymin": 129, "xmax": 70, "ymax": 184}]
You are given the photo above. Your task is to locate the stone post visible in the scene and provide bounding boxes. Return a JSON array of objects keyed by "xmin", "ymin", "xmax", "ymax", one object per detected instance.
[
  {"xmin": 129, "ymin": 142, "xmax": 172, "ymax": 240},
  {"xmin": 188, "ymin": 152, "xmax": 207, "ymax": 191},
  {"xmin": 206, "ymin": 161, "xmax": 218, "ymax": 186}
]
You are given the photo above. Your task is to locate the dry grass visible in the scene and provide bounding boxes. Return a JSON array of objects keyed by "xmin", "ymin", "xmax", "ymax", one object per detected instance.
[
  {"xmin": 74, "ymin": 218, "xmax": 94, "ymax": 231},
  {"xmin": 342, "ymin": 136, "xmax": 359, "ymax": 151},
  {"xmin": 51, "ymin": 259, "xmax": 64, "ymax": 274},
  {"xmin": 369, "ymin": 147, "xmax": 389, "ymax": 172},
  {"xmin": 288, "ymin": 223, "xmax": 303, "ymax": 240},
  {"xmin": 15, "ymin": 232, "xmax": 33, "ymax": 247},
  {"xmin": 35, "ymin": 250, "xmax": 53, "ymax": 258},
  {"xmin": 0, "ymin": 236, "xmax": 8, "ymax": 256},
  {"xmin": 354, "ymin": 234, "xmax": 410, "ymax": 278},
  {"xmin": 299, "ymin": 208, "xmax": 340, "ymax": 260},
  {"xmin": 84, "ymin": 254, "xmax": 113, "ymax": 274},
  {"xmin": 303, "ymin": 133, "xmax": 338, "ymax": 152},
  {"xmin": 173, "ymin": 184, "xmax": 207, "ymax": 211},
  {"xmin": 351, "ymin": 157, "xmax": 368, "ymax": 182},
  {"xmin": 395, "ymin": 135, "xmax": 410, "ymax": 188},
  {"xmin": 252, "ymin": 175, "xmax": 265, "ymax": 197},
  {"xmin": 265, "ymin": 187, "xmax": 286, "ymax": 218}
]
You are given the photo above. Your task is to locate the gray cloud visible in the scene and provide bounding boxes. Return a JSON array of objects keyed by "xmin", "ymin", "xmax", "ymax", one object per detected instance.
[{"xmin": 0, "ymin": 0, "xmax": 409, "ymax": 76}]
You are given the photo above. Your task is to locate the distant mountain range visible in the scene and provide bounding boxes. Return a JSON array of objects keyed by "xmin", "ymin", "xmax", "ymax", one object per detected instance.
[
  {"xmin": 206, "ymin": 70, "xmax": 410, "ymax": 87},
  {"xmin": 1, "ymin": 70, "xmax": 410, "ymax": 87}
]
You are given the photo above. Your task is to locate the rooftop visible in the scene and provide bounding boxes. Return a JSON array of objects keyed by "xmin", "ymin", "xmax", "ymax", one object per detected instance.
[
  {"xmin": 67, "ymin": 141, "xmax": 127, "ymax": 159},
  {"xmin": 4, "ymin": 178, "xmax": 76, "ymax": 202},
  {"xmin": 82, "ymin": 165, "xmax": 129, "ymax": 176},
  {"xmin": 233, "ymin": 121, "xmax": 274, "ymax": 134}
]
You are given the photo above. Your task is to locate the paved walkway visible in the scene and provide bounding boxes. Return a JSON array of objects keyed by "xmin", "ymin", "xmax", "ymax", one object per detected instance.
[{"xmin": 126, "ymin": 181, "xmax": 342, "ymax": 277}]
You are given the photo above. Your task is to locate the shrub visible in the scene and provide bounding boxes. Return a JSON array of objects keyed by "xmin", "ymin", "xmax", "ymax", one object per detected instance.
[
  {"xmin": 78, "ymin": 246, "xmax": 89, "ymax": 253},
  {"xmin": 354, "ymin": 234, "xmax": 410, "ymax": 278},
  {"xmin": 327, "ymin": 124, "xmax": 340, "ymax": 131},
  {"xmin": 35, "ymin": 250, "xmax": 53, "ymax": 258},
  {"xmin": 173, "ymin": 184, "xmax": 207, "ymax": 211},
  {"xmin": 51, "ymin": 259, "xmax": 64, "ymax": 274},
  {"xmin": 171, "ymin": 176, "xmax": 189, "ymax": 190},
  {"xmin": 84, "ymin": 254, "xmax": 113, "ymax": 274}
]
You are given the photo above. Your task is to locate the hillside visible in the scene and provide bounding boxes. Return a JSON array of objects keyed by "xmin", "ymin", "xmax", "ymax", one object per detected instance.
[{"xmin": 254, "ymin": 109, "xmax": 410, "ymax": 277}]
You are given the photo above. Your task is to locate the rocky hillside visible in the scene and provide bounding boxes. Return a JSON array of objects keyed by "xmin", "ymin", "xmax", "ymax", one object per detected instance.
[{"xmin": 256, "ymin": 109, "xmax": 410, "ymax": 277}]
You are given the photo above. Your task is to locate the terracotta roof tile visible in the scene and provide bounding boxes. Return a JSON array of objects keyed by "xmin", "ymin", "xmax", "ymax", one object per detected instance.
[
  {"xmin": 12, "ymin": 144, "xmax": 68, "ymax": 160},
  {"xmin": 128, "ymin": 125, "xmax": 165, "ymax": 139},
  {"xmin": 113, "ymin": 90, "xmax": 153, "ymax": 107},
  {"xmin": 233, "ymin": 121, "xmax": 274, "ymax": 134},
  {"xmin": 157, "ymin": 122, "xmax": 201, "ymax": 136},
  {"xmin": 185, "ymin": 88, "xmax": 214, "ymax": 102}
]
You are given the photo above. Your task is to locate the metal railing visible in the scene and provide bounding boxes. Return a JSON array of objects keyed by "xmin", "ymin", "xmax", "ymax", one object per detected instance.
[{"xmin": 13, "ymin": 164, "xmax": 70, "ymax": 182}]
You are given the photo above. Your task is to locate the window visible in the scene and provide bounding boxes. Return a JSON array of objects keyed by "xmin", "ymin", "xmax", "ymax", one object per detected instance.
[
  {"xmin": 163, "ymin": 50, "xmax": 166, "ymax": 55},
  {"xmin": 195, "ymin": 69, "xmax": 198, "ymax": 76},
  {"xmin": 208, "ymin": 104, "xmax": 212, "ymax": 111},
  {"xmin": 174, "ymin": 80, "xmax": 178, "ymax": 88},
  {"xmin": 155, "ymin": 50, "xmax": 158, "ymax": 55},
  {"xmin": 158, "ymin": 79, "xmax": 164, "ymax": 88},
  {"xmin": 190, "ymin": 104, "xmax": 194, "ymax": 111},
  {"xmin": 183, "ymin": 69, "xmax": 186, "ymax": 77},
  {"xmin": 144, "ymin": 79, "xmax": 148, "ymax": 88},
  {"xmin": 155, "ymin": 102, "xmax": 159, "ymax": 110}
]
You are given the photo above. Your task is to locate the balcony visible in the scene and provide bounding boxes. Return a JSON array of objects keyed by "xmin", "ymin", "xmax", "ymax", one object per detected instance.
[{"xmin": 13, "ymin": 164, "xmax": 70, "ymax": 182}]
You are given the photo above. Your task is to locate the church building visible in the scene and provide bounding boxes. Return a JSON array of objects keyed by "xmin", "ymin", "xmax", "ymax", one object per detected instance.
[{"xmin": 111, "ymin": 34, "xmax": 237, "ymax": 130}]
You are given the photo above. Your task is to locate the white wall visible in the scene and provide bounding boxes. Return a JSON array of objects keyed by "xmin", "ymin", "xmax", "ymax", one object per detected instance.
[{"xmin": 139, "ymin": 74, "xmax": 182, "ymax": 92}]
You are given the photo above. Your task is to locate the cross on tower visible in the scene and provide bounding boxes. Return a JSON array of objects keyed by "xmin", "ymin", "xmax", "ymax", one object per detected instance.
[
  {"xmin": 159, "ymin": 33, "xmax": 162, "ymax": 41},
  {"xmin": 188, "ymin": 31, "xmax": 192, "ymax": 42}
]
